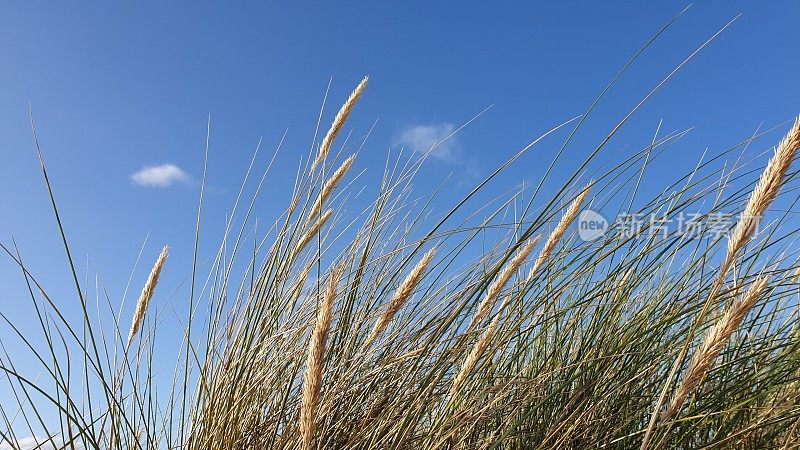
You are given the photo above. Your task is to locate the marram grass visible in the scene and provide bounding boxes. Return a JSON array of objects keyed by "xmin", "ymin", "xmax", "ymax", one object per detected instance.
[{"xmin": 2, "ymin": 74, "xmax": 800, "ymax": 450}]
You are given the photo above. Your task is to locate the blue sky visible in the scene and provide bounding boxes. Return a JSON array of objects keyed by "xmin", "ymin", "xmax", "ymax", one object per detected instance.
[{"xmin": 0, "ymin": 1, "xmax": 799, "ymax": 429}]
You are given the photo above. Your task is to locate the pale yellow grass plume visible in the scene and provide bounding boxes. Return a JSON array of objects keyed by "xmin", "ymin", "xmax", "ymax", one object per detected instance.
[
  {"xmin": 307, "ymin": 154, "xmax": 355, "ymax": 224},
  {"xmin": 526, "ymin": 184, "xmax": 591, "ymax": 283},
  {"xmin": 300, "ymin": 265, "xmax": 342, "ymax": 450},
  {"xmin": 618, "ymin": 267, "xmax": 634, "ymax": 295},
  {"xmin": 364, "ymin": 247, "xmax": 436, "ymax": 348},
  {"xmin": 290, "ymin": 262, "xmax": 315, "ymax": 302},
  {"xmin": 451, "ymin": 294, "xmax": 511, "ymax": 399},
  {"xmin": 311, "ymin": 76, "xmax": 369, "ymax": 172},
  {"xmin": 719, "ymin": 117, "xmax": 800, "ymax": 280},
  {"xmin": 127, "ymin": 245, "xmax": 169, "ymax": 347},
  {"xmin": 469, "ymin": 237, "xmax": 539, "ymax": 329},
  {"xmin": 663, "ymin": 276, "xmax": 769, "ymax": 421},
  {"xmin": 295, "ymin": 208, "xmax": 333, "ymax": 256}
]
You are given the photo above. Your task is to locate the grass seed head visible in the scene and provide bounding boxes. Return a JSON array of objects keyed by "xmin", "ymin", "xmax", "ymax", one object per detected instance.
[
  {"xmin": 127, "ymin": 245, "xmax": 169, "ymax": 348},
  {"xmin": 311, "ymin": 76, "xmax": 369, "ymax": 172},
  {"xmin": 365, "ymin": 247, "xmax": 437, "ymax": 347}
]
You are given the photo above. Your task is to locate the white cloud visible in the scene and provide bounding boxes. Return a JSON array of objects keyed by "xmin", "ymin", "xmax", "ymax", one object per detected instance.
[
  {"xmin": 394, "ymin": 123, "xmax": 460, "ymax": 163},
  {"xmin": 394, "ymin": 123, "xmax": 480, "ymax": 181},
  {"xmin": 130, "ymin": 164, "xmax": 189, "ymax": 187}
]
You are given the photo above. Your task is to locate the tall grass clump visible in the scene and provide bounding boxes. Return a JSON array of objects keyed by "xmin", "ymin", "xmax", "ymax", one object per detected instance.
[{"xmin": 2, "ymin": 41, "xmax": 800, "ymax": 450}]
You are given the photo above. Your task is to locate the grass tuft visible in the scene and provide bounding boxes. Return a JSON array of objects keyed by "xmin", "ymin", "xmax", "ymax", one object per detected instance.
[{"xmin": 3, "ymin": 76, "xmax": 800, "ymax": 450}]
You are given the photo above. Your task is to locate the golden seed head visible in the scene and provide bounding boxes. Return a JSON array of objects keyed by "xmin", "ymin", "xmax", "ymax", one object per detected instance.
[
  {"xmin": 127, "ymin": 245, "xmax": 169, "ymax": 347},
  {"xmin": 311, "ymin": 77, "xmax": 369, "ymax": 172}
]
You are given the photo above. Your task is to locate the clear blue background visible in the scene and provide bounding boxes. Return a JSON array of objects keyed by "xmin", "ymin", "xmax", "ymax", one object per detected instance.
[{"xmin": 0, "ymin": 0, "xmax": 798, "ymax": 423}]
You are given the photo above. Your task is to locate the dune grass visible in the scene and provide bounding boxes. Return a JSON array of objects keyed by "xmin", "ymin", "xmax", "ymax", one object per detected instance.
[{"xmin": 2, "ymin": 45, "xmax": 800, "ymax": 450}]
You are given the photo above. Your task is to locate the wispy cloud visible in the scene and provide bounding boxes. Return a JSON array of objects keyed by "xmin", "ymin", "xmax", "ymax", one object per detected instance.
[
  {"xmin": 394, "ymin": 123, "xmax": 460, "ymax": 163},
  {"xmin": 394, "ymin": 123, "xmax": 479, "ymax": 180},
  {"xmin": 130, "ymin": 163, "xmax": 190, "ymax": 187}
]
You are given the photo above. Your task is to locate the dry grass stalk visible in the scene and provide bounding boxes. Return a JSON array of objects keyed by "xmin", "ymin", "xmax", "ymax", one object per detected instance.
[
  {"xmin": 295, "ymin": 209, "xmax": 333, "ymax": 256},
  {"xmin": 526, "ymin": 185, "xmax": 591, "ymax": 283},
  {"xmin": 291, "ymin": 262, "xmax": 314, "ymax": 301},
  {"xmin": 470, "ymin": 237, "xmax": 539, "ymax": 328},
  {"xmin": 300, "ymin": 265, "xmax": 342, "ymax": 450},
  {"xmin": 719, "ymin": 117, "xmax": 800, "ymax": 280},
  {"xmin": 307, "ymin": 154, "xmax": 355, "ymax": 223},
  {"xmin": 364, "ymin": 247, "xmax": 436, "ymax": 348},
  {"xmin": 127, "ymin": 245, "xmax": 169, "ymax": 347},
  {"xmin": 616, "ymin": 267, "xmax": 635, "ymax": 300},
  {"xmin": 451, "ymin": 295, "xmax": 511, "ymax": 399},
  {"xmin": 663, "ymin": 276, "xmax": 769, "ymax": 421},
  {"xmin": 311, "ymin": 76, "xmax": 369, "ymax": 172}
]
